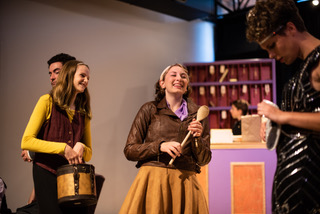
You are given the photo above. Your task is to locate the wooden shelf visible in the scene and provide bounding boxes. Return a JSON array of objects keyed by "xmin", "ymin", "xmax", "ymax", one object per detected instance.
[
  {"xmin": 190, "ymin": 80, "xmax": 274, "ymax": 86},
  {"xmin": 210, "ymin": 141, "xmax": 267, "ymax": 149},
  {"xmin": 184, "ymin": 58, "xmax": 276, "ymax": 129}
]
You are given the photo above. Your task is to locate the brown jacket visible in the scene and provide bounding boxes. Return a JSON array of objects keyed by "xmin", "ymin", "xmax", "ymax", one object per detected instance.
[{"xmin": 124, "ymin": 98, "xmax": 211, "ymax": 173}]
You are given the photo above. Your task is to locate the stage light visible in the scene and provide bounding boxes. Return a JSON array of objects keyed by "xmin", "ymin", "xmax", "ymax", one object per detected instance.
[{"xmin": 297, "ymin": 0, "xmax": 319, "ymax": 6}]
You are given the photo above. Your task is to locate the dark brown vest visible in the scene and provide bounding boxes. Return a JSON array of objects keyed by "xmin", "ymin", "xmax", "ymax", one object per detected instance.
[{"xmin": 35, "ymin": 104, "xmax": 85, "ymax": 174}]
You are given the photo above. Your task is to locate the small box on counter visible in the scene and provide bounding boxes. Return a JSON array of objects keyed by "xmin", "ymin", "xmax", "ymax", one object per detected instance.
[
  {"xmin": 210, "ymin": 129, "xmax": 233, "ymax": 144},
  {"xmin": 241, "ymin": 115, "xmax": 261, "ymax": 142}
]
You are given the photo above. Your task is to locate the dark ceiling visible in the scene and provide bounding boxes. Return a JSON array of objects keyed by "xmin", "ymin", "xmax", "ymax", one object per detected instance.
[
  {"xmin": 117, "ymin": 0, "xmax": 255, "ymax": 22},
  {"xmin": 116, "ymin": 0, "xmax": 320, "ymax": 61},
  {"xmin": 117, "ymin": 0, "xmax": 319, "ymax": 22}
]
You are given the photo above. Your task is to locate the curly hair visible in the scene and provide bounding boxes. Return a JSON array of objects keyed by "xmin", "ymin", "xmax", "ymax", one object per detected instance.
[
  {"xmin": 47, "ymin": 53, "xmax": 76, "ymax": 67},
  {"xmin": 50, "ymin": 60, "xmax": 91, "ymax": 119},
  {"xmin": 246, "ymin": 0, "xmax": 306, "ymax": 43},
  {"xmin": 154, "ymin": 63, "xmax": 192, "ymax": 102}
]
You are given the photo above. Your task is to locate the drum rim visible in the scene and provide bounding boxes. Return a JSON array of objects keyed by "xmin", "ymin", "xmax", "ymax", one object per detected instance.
[
  {"xmin": 57, "ymin": 164, "xmax": 95, "ymax": 176},
  {"xmin": 58, "ymin": 194, "xmax": 97, "ymax": 207}
]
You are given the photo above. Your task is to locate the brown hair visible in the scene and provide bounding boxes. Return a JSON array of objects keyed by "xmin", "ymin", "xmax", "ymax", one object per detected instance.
[
  {"xmin": 246, "ymin": 0, "xmax": 306, "ymax": 43},
  {"xmin": 50, "ymin": 60, "xmax": 91, "ymax": 119}
]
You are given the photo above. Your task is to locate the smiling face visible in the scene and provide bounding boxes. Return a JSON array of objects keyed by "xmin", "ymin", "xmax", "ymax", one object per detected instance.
[
  {"xmin": 159, "ymin": 65, "xmax": 189, "ymax": 97},
  {"xmin": 73, "ymin": 64, "xmax": 90, "ymax": 94}
]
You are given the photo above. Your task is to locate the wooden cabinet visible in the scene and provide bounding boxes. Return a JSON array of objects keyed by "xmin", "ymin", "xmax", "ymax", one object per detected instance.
[{"xmin": 184, "ymin": 58, "xmax": 276, "ymax": 129}]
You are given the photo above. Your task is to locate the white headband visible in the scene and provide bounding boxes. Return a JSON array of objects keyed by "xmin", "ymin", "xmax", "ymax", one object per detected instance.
[
  {"xmin": 159, "ymin": 65, "xmax": 171, "ymax": 81},
  {"xmin": 159, "ymin": 65, "xmax": 189, "ymax": 81}
]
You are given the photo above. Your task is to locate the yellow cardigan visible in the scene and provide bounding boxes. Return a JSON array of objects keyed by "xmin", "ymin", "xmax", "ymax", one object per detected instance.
[{"xmin": 21, "ymin": 94, "xmax": 92, "ymax": 162}]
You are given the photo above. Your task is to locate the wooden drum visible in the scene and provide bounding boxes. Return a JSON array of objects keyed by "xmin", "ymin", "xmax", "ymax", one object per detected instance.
[{"xmin": 57, "ymin": 164, "xmax": 97, "ymax": 207}]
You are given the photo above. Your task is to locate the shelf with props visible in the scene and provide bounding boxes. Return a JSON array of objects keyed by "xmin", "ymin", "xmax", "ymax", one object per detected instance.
[{"xmin": 186, "ymin": 58, "xmax": 276, "ymax": 129}]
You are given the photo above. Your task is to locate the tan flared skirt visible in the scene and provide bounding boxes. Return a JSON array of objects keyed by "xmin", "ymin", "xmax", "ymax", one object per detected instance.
[{"xmin": 119, "ymin": 166, "xmax": 209, "ymax": 214}]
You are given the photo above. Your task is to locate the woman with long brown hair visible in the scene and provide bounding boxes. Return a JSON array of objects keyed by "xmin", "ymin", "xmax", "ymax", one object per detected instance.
[{"xmin": 21, "ymin": 60, "xmax": 92, "ymax": 213}]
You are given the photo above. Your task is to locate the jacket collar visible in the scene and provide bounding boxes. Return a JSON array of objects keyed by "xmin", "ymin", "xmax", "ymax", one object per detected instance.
[{"xmin": 156, "ymin": 97, "xmax": 199, "ymax": 117}]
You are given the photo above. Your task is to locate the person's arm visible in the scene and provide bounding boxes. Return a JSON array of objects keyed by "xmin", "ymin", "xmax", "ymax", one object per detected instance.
[
  {"xmin": 27, "ymin": 188, "xmax": 36, "ymax": 204},
  {"xmin": 78, "ymin": 117, "xmax": 92, "ymax": 162},
  {"xmin": 257, "ymin": 101, "xmax": 320, "ymax": 131},
  {"xmin": 21, "ymin": 150, "xmax": 32, "ymax": 162},
  {"xmin": 189, "ymin": 118, "xmax": 212, "ymax": 166},
  {"xmin": 21, "ymin": 94, "xmax": 66, "ymax": 154},
  {"xmin": 124, "ymin": 103, "xmax": 163, "ymax": 161},
  {"xmin": 310, "ymin": 59, "xmax": 320, "ymax": 91}
]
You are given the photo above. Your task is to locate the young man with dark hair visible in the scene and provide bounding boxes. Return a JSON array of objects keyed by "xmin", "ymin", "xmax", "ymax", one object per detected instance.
[
  {"xmin": 20, "ymin": 53, "xmax": 76, "ymax": 205},
  {"xmin": 47, "ymin": 53, "xmax": 76, "ymax": 87}
]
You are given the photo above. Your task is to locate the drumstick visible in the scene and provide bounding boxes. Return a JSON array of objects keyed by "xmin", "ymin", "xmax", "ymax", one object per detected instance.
[{"xmin": 168, "ymin": 105, "xmax": 209, "ymax": 166}]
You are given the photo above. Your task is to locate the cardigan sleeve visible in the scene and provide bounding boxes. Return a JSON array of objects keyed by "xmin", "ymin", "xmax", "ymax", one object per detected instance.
[
  {"xmin": 81, "ymin": 117, "xmax": 92, "ymax": 162},
  {"xmin": 21, "ymin": 94, "xmax": 67, "ymax": 154}
]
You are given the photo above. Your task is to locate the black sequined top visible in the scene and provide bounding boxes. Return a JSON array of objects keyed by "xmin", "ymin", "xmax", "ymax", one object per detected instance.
[
  {"xmin": 272, "ymin": 46, "xmax": 320, "ymax": 213},
  {"xmin": 281, "ymin": 46, "xmax": 320, "ymax": 113}
]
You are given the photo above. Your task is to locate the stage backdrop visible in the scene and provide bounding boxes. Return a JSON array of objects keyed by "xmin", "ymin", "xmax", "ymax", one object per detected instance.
[{"xmin": 0, "ymin": 0, "xmax": 214, "ymax": 213}]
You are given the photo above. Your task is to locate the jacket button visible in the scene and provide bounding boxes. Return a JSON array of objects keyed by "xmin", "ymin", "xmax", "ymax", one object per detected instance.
[{"xmin": 69, "ymin": 131, "xmax": 72, "ymax": 134}]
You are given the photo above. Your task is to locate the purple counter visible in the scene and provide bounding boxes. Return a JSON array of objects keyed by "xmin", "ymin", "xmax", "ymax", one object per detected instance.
[{"xmin": 208, "ymin": 145, "xmax": 277, "ymax": 214}]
